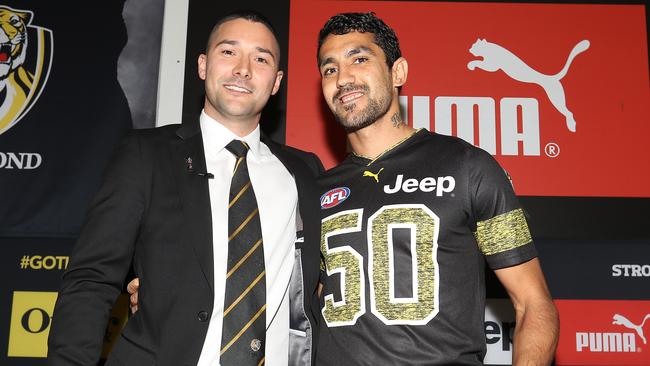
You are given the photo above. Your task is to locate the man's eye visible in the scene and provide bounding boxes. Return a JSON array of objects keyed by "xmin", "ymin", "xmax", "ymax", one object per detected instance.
[
  {"xmin": 354, "ymin": 57, "xmax": 368, "ymax": 64},
  {"xmin": 222, "ymin": 50, "xmax": 235, "ymax": 56},
  {"xmin": 255, "ymin": 57, "xmax": 269, "ymax": 64},
  {"xmin": 323, "ymin": 67, "xmax": 336, "ymax": 76}
]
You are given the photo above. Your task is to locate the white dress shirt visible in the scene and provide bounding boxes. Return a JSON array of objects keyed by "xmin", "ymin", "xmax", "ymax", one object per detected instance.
[{"xmin": 196, "ymin": 111, "xmax": 298, "ymax": 366}]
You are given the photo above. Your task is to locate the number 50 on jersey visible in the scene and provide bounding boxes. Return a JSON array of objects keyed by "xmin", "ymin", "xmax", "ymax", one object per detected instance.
[{"xmin": 321, "ymin": 204, "xmax": 440, "ymax": 327}]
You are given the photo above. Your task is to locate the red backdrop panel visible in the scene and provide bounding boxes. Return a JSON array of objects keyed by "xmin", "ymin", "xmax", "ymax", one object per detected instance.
[
  {"xmin": 555, "ymin": 300, "xmax": 650, "ymax": 365},
  {"xmin": 287, "ymin": 1, "xmax": 650, "ymax": 197}
]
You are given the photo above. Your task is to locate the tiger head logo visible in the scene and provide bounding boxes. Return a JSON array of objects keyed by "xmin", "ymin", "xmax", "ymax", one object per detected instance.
[
  {"xmin": 0, "ymin": 6, "xmax": 53, "ymax": 135},
  {"xmin": 0, "ymin": 7, "xmax": 29, "ymax": 78}
]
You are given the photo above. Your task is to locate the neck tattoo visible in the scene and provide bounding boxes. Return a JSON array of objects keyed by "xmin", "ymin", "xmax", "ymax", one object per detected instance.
[{"xmin": 391, "ymin": 112, "xmax": 403, "ymax": 128}]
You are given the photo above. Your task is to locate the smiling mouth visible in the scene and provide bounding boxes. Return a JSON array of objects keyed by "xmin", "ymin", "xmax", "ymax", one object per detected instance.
[
  {"xmin": 224, "ymin": 84, "xmax": 252, "ymax": 94},
  {"xmin": 339, "ymin": 92, "xmax": 364, "ymax": 104},
  {"xmin": 335, "ymin": 84, "xmax": 369, "ymax": 105}
]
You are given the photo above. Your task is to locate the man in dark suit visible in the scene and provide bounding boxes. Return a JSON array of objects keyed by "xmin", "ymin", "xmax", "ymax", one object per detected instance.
[{"xmin": 47, "ymin": 11, "xmax": 322, "ymax": 366}]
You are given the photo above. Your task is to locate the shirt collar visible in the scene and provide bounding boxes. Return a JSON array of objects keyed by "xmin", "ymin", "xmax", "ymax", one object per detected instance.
[{"xmin": 199, "ymin": 110, "xmax": 262, "ymax": 158}]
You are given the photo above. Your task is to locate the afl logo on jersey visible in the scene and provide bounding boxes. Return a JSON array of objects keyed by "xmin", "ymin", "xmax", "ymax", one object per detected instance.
[{"xmin": 320, "ymin": 187, "xmax": 350, "ymax": 209}]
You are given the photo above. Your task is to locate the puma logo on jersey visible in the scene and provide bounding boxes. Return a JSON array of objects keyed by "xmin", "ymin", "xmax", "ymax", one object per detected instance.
[
  {"xmin": 384, "ymin": 174, "xmax": 456, "ymax": 196},
  {"xmin": 363, "ymin": 167, "xmax": 384, "ymax": 183}
]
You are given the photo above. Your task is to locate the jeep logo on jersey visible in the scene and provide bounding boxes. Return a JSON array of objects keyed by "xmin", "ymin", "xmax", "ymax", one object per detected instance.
[
  {"xmin": 320, "ymin": 187, "xmax": 350, "ymax": 209},
  {"xmin": 384, "ymin": 174, "xmax": 455, "ymax": 196}
]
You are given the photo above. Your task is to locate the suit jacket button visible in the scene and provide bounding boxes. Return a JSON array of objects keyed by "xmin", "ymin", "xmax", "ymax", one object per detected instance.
[{"xmin": 197, "ymin": 311, "xmax": 210, "ymax": 322}]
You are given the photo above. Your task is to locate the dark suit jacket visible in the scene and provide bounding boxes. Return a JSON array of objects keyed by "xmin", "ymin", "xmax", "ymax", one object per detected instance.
[{"xmin": 47, "ymin": 118, "xmax": 323, "ymax": 366}]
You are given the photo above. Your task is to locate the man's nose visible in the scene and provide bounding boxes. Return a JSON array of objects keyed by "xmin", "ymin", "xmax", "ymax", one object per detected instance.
[
  {"xmin": 336, "ymin": 65, "xmax": 354, "ymax": 88},
  {"xmin": 233, "ymin": 57, "xmax": 251, "ymax": 79}
]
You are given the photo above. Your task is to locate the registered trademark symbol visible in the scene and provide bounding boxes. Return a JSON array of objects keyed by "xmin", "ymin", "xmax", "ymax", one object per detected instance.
[{"xmin": 545, "ymin": 142, "xmax": 560, "ymax": 158}]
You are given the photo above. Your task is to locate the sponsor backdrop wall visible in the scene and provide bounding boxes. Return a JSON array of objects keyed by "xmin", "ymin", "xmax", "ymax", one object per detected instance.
[{"xmin": 0, "ymin": 0, "xmax": 647, "ymax": 365}]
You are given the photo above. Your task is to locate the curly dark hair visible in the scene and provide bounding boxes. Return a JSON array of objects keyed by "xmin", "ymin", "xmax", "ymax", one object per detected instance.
[{"xmin": 317, "ymin": 12, "xmax": 401, "ymax": 68}]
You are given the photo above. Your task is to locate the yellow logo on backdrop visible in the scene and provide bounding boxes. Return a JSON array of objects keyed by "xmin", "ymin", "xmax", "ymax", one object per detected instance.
[
  {"xmin": 8, "ymin": 291, "xmax": 57, "ymax": 357},
  {"xmin": 8, "ymin": 291, "xmax": 129, "ymax": 358}
]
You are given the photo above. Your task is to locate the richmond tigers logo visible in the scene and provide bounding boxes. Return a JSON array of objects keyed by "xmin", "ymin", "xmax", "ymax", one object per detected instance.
[{"xmin": 0, "ymin": 6, "xmax": 53, "ymax": 135}]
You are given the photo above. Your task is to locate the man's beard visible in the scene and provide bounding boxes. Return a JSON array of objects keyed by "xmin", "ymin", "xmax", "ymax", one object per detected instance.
[{"xmin": 333, "ymin": 84, "xmax": 391, "ymax": 132}]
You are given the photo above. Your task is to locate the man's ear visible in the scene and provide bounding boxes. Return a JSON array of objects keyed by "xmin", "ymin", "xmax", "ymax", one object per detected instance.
[
  {"xmin": 197, "ymin": 54, "xmax": 207, "ymax": 80},
  {"xmin": 392, "ymin": 57, "xmax": 408, "ymax": 87},
  {"xmin": 271, "ymin": 70, "xmax": 284, "ymax": 95}
]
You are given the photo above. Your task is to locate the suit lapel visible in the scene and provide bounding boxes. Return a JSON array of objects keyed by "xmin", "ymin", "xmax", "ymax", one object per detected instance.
[
  {"xmin": 263, "ymin": 136, "xmax": 316, "ymax": 231},
  {"xmin": 173, "ymin": 120, "xmax": 214, "ymax": 293},
  {"xmin": 263, "ymin": 136, "xmax": 311, "ymax": 184}
]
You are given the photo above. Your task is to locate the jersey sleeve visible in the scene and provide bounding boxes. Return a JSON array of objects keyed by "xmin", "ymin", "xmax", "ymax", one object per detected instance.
[{"xmin": 466, "ymin": 147, "xmax": 537, "ymax": 269}]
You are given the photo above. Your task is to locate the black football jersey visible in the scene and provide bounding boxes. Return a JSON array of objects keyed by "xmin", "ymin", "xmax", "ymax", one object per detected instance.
[{"xmin": 316, "ymin": 130, "xmax": 536, "ymax": 365}]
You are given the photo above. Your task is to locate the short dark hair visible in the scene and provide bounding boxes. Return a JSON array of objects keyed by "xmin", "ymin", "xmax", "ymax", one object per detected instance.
[
  {"xmin": 317, "ymin": 12, "xmax": 401, "ymax": 68},
  {"xmin": 205, "ymin": 10, "xmax": 280, "ymax": 57}
]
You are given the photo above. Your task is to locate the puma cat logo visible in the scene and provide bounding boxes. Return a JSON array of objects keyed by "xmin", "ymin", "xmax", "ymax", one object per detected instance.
[
  {"xmin": 467, "ymin": 39, "xmax": 590, "ymax": 132},
  {"xmin": 613, "ymin": 313, "xmax": 650, "ymax": 345},
  {"xmin": 363, "ymin": 167, "xmax": 384, "ymax": 183}
]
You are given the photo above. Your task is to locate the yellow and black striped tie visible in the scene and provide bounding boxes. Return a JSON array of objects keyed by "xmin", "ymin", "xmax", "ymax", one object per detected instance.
[{"xmin": 221, "ymin": 140, "xmax": 266, "ymax": 365}]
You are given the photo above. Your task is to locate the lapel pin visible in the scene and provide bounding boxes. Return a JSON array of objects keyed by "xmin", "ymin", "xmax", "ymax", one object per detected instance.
[{"xmin": 185, "ymin": 157, "xmax": 194, "ymax": 172}]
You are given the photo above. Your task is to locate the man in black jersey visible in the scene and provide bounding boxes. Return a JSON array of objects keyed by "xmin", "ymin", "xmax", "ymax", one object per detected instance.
[{"xmin": 315, "ymin": 12, "xmax": 559, "ymax": 365}]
